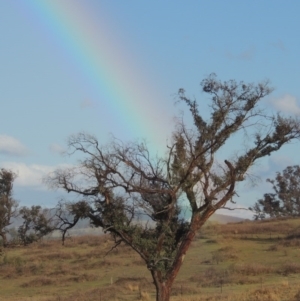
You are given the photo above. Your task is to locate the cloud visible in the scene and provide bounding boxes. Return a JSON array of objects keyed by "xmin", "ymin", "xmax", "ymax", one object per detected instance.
[
  {"xmin": 238, "ymin": 47, "xmax": 255, "ymax": 60},
  {"xmin": 270, "ymin": 94, "xmax": 300, "ymax": 115},
  {"xmin": 49, "ymin": 143, "xmax": 66, "ymax": 155},
  {"xmin": 241, "ymin": 153, "xmax": 295, "ymax": 198},
  {"xmin": 271, "ymin": 40, "xmax": 285, "ymax": 52},
  {"xmin": 247, "ymin": 154, "xmax": 291, "ymax": 183},
  {"xmin": 226, "ymin": 46, "xmax": 255, "ymax": 61},
  {"xmin": 1, "ymin": 162, "xmax": 69, "ymax": 189},
  {"xmin": 80, "ymin": 98, "xmax": 95, "ymax": 109},
  {"xmin": 0, "ymin": 135, "xmax": 29, "ymax": 156},
  {"xmin": 269, "ymin": 155, "xmax": 294, "ymax": 171},
  {"xmin": 218, "ymin": 202, "xmax": 254, "ymax": 219}
]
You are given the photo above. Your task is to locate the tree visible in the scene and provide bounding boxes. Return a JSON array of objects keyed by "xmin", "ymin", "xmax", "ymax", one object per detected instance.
[
  {"xmin": 18, "ymin": 205, "xmax": 54, "ymax": 245},
  {"xmin": 0, "ymin": 168, "xmax": 18, "ymax": 247},
  {"xmin": 251, "ymin": 165, "xmax": 300, "ymax": 219},
  {"xmin": 54, "ymin": 200, "xmax": 89, "ymax": 245},
  {"xmin": 46, "ymin": 74, "xmax": 300, "ymax": 301}
]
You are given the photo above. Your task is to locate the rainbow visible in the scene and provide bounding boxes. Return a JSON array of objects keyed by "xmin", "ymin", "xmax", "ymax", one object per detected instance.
[{"xmin": 19, "ymin": 1, "xmax": 172, "ymax": 152}]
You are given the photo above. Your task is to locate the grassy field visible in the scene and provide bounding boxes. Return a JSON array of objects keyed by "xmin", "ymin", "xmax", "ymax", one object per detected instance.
[{"xmin": 2, "ymin": 218, "xmax": 300, "ymax": 301}]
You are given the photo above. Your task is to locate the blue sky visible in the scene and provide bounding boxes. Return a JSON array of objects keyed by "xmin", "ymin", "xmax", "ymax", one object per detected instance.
[{"xmin": 1, "ymin": 1, "xmax": 300, "ymax": 218}]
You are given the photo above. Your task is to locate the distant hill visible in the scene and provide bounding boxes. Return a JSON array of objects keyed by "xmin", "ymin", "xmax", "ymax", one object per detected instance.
[
  {"xmin": 8, "ymin": 210, "xmax": 244, "ymax": 238},
  {"xmin": 209, "ymin": 213, "xmax": 245, "ymax": 224}
]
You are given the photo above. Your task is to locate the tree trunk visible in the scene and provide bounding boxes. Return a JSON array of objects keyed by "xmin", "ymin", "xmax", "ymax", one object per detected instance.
[
  {"xmin": 0, "ymin": 232, "xmax": 7, "ymax": 247},
  {"xmin": 156, "ymin": 282, "xmax": 171, "ymax": 301},
  {"xmin": 151, "ymin": 212, "xmax": 216, "ymax": 301},
  {"xmin": 151, "ymin": 270, "xmax": 173, "ymax": 301}
]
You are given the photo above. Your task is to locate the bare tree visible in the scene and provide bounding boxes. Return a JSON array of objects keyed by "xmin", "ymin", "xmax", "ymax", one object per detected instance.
[
  {"xmin": 0, "ymin": 168, "xmax": 18, "ymax": 247},
  {"xmin": 46, "ymin": 74, "xmax": 300, "ymax": 301},
  {"xmin": 251, "ymin": 165, "xmax": 300, "ymax": 219},
  {"xmin": 55, "ymin": 200, "xmax": 89, "ymax": 245}
]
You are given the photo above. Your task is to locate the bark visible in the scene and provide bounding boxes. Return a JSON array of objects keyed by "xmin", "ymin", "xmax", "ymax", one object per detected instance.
[
  {"xmin": 0, "ymin": 232, "xmax": 7, "ymax": 247},
  {"xmin": 167, "ymin": 211, "xmax": 212, "ymax": 282},
  {"xmin": 150, "ymin": 228, "xmax": 199, "ymax": 301},
  {"xmin": 151, "ymin": 211, "xmax": 215, "ymax": 301},
  {"xmin": 151, "ymin": 271, "xmax": 172, "ymax": 301},
  {"xmin": 156, "ymin": 282, "xmax": 171, "ymax": 301}
]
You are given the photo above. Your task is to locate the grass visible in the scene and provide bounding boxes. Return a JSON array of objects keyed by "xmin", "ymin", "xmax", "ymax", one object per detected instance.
[{"xmin": 2, "ymin": 219, "xmax": 300, "ymax": 300}]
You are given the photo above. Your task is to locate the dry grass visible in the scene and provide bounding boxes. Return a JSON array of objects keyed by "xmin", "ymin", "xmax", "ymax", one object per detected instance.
[
  {"xmin": 2, "ymin": 218, "xmax": 300, "ymax": 300},
  {"xmin": 200, "ymin": 218, "xmax": 297, "ymax": 239},
  {"xmin": 21, "ymin": 276, "xmax": 56, "ymax": 287},
  {"xmin": 230, "ymin": 263, "xmax": 274, "ymax": 276},
  {"xmin": 211, "ymin": 246, "xmax": 239, "ymax": 264},
  {"xmin": 279, "ymin": 262, "xmax": 300, "ymax": 275}
]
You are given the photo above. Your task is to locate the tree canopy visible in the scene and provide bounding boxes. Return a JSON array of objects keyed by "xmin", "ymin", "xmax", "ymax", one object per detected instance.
[
  {"xmin": 18, "ymin": 205, "xmax": 54, "ymax": 245},
  {"xmin": 46, "ymin": 74, "xmax": 300, "ymax": 301},
  {"xmin": 252, "ymin": 165, "xmax": 300, "ymax": 219},
  {"xmin": 0, "ymin": 168, "xmax": 18, "ymax": 246}
]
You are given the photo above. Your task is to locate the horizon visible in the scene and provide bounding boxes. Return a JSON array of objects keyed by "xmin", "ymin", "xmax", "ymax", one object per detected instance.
[{"xmin": 1, "ymin": 1, "xmax": 300, "ymax": 219}]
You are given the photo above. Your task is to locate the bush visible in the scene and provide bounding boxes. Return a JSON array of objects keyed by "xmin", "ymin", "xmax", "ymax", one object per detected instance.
[
  {"xmin": 211, "ymin": 246, "xmax": 238, "ymax": 264},
  {"xmin": 279, "ymin": 262, "xmax": 300, "ymax": 275},
  {"xmin": 229, "ymin": 263, "xmax": 273, "ymax": 276}
]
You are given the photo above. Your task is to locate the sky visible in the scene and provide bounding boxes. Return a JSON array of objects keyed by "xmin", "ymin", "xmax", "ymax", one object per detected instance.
[{"xmin": 1, "ymin": 1, "xmax": 300, "ymax": 218}]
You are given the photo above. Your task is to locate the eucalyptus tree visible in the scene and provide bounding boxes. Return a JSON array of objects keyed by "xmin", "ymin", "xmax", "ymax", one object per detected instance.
[
  {"xmin": 18, "ymin": 205, "xmax": 54, "ymax": 245},
  {"xmin": 47, "ymin": 74, "xmax": 300, "ymax": 301},
  {"xmin": 252, "ymin": 165, "xmax": 300, "ymax": 219},
  {"xmin": 0, "ymin": 168, "xmax": 18, "ymax": 247}
]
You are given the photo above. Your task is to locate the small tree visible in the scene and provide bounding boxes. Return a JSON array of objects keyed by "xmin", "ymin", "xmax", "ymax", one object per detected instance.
[
  {"xmin": 0, "ymin": 168, "xmax": 18, "ymax": 247},
  {"xmin": 55, "ymin": 200, "xmax": 89, "ymax": 245},
  {"xmin": 46, "ymin": 74, "xmax": 300, "ymax": 301},
  {"xmin": 251, "ymin": 165, "xmax": 300, "ymax": 219},
  {"xmin": 18, "ymin": 205, "xmax": 54, "ymax": 245}
]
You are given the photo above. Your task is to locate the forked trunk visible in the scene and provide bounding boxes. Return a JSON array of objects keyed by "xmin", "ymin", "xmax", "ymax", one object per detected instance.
[
  {"xmin": 150, "ymin": 225, "xmax": 196, "ymax": 301},
  {"xmin": 151, "ymin": 272, "xmax": 172, "ymax": 301},
  {"xmin": 151, "ymin": 214, "xmax": 214, "ymax": 301}
]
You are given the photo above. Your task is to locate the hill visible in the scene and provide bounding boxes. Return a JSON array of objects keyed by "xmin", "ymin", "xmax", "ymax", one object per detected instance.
[
  {"xmin": 2, "ymin": 217, "xmax": 300, "ymax": 300},
  {"xmin": 209, "ymin": 213, "xmax": 245, "ymax": 224}
]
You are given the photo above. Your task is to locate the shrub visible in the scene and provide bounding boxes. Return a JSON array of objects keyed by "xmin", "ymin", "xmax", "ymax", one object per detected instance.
[
  {"xmin": 211, "ymin": 246, "xmax": 238, "ymax": 264},
  {"xmin": 230, "ymin": 263, "xmax": 273, "ymax": 276},
  {"xmin": 279, "ymin": 262, "xmax": 300, "ymax": 275},
  {"xmin": 250, "ymin": 287, "xmax": 280, "ymax": 301},
  {"xmin": 267, "ymin": 244, "xmax": 280, "ymax": 251}
]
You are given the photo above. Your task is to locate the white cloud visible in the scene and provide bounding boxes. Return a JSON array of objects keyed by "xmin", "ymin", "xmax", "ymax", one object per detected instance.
[
  {"xmin": 1, "ymin": 162, "xmax": 69, "ymax": 189},
  {"xmin": 218, "ymin": 203, "xmax": 254, "ymax": 219},
  {"xmin": 49, "ymin": 143, "xmax": 66, "ymax": 155},
  {"xmin": 269, "ymin": 154, "xmax": 294, "ymax": 170},
  {"xmin": 0, "ymin": 135, "xmax": 29, "ymax": 156},
  {"xmin": 270, "ymin": 94, "xmax": 300, "ymax": 115},
  {"xmin": 247, "ymin": 154, "xmax": 292, "ymax": 183}
]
